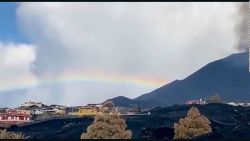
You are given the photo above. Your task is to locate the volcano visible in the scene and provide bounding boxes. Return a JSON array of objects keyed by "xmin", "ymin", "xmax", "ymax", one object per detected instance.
[{"xmin": 108, "ymin": 51, "xmax": 250, "ymax": 110}]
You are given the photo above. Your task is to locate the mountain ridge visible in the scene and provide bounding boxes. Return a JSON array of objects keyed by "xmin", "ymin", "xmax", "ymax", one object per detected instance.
[{"xmin": 108, "ymin": 52, "xmax": 250, "ymax": 110}]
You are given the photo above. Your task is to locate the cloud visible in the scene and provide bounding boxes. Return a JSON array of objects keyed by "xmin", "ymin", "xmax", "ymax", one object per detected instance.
[
  {"xmin": 3, "ymin": 2, "xmax": 241, "ymax": 106},
  {"xmin": 0, "ymin": 42, "xmax": 37, "ymax": 91},
  {"xmin": 17, "ymin": 2, "xmax": 239, "ymax": 80},
  {"xmin": 3, "ymin": 43, "xmax": 36, "ymax": 67}
]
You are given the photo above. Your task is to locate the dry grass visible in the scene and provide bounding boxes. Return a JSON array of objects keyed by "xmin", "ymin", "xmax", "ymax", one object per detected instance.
[{"xmin": 0, "ymin": 129, "xmax": 26, "ymax": 139}]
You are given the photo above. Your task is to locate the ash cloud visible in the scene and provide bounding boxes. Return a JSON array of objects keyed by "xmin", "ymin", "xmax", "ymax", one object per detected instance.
[
  {"xmin": 235, "ymin": 2, "xmax": 249, "ymax": 52},
  {"xmin": 4, "ymin": 2, "xmax": 241, "ymax": 106}
]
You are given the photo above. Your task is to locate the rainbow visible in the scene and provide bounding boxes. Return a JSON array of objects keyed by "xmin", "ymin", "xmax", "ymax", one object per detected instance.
[{"xmin": 0, "ymin": 69, "xmax": 167, "ymax": 93}]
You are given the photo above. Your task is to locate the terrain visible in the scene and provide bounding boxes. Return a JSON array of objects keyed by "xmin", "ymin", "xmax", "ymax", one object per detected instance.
[{"xmin": 5, "ymin": 104, "xmax": 250, "ymax": 139}]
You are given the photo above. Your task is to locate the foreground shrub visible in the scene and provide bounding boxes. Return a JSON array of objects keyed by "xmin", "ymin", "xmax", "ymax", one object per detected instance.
[
  {"xmin": 81, "ymin": 114, "xmax": 132, "ymax": 139},
  {"xmin": 0, "ymin": 129, "xmax": 25, "ymax": 139},
  {"xmin": 174, "ymin": 107, "xmax": 212, "ymax": 139}
]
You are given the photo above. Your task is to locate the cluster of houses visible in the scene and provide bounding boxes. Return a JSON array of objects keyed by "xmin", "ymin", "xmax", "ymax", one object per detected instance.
[
  {"xmin": 0, "ymin": 108, "xmax": 32, "ymax": 125},
  {"xmin": 0, "ymin": 101, "xmax": 68, "ymax": 125},
  {"xmin": 186, "ymin": 99, "xmax": 207, "ymax": 105},
  {"xmin": 1, "ymin": 98, "xmax": 249, "ymax": 127},
  {"xmin": 0, "ymin": 101, "xmax": 141, "ymax": 126},
  {"xmin": 186, "ymin": 98, "xmax": 250, "ymax": 107},
  {"xmin": 19, "ymin": 101, "xmax": 67, "ymax": 115},
  {"xmin": 68, "ymin": 101, "xmax": 141, "ymax": 116}
]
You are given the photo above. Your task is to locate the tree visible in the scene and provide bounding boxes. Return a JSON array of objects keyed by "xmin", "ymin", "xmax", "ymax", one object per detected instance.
[
  {"xmin": 207, "ymin": 94, "xmax": 222, "ymax": 103},
  {"xmin": 0, "ymin": 129, "xmax": 26, "ymax": 139},
  {"xmin": 102, "ymin": 101, "xmax": 116, "ymax": 113},
  {"xmin": 81, "ymin": 114, "xmax": 132, "ymax": 139},
  {"xmin": 174, "ymin": 107, "xmax": 212, "ymax": 139},
  {"xmin": 102, "ymin": 100, "xmax": 115, "ymax": 107}
]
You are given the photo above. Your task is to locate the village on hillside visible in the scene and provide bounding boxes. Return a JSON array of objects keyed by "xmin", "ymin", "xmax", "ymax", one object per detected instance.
[
  {"xmin": 0, "ymin": 100, "xmax": 143, "ymax": 127},
  {"xmin": 1, "ymin": 96, "xmax": 250, "ymax": 128}
]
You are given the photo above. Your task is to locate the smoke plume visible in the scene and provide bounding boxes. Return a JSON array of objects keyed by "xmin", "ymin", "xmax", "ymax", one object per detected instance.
[{"xmin": 235, "ymin": 2, "xmax": 249, "ymax": 52}]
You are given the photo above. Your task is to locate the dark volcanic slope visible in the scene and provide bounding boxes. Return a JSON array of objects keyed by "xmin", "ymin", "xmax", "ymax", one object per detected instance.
[
  {"xmin": 110, "ymin": 52, "xmax": 250, "ymax": 109},
  {"xmin": 7, "ymin": 104, "xmax": 250, "ymax": 139}
]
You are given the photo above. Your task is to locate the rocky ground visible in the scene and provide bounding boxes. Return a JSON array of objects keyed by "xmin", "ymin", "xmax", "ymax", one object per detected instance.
[{"xmin": 4, "ymin": 103, "xmax": 250, "ymax": 139}]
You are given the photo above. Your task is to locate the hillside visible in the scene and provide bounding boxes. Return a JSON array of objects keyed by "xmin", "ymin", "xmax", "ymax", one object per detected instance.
[
  {"xmin": 6, "ymin": 104, "xmax": 250, "ymax": 139},
  {"xmin": 109, "ymin": 52, "xmax": 250, "ymax": 109}
]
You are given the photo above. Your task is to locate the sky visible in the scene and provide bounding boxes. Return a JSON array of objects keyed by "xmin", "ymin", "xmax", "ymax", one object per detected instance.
[{"xmin": 0, "ymin": 2, "xmax": 246, "ymax": 107}]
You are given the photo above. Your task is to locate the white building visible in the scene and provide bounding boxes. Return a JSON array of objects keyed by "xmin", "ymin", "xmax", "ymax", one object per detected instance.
[
  {"xmin": 22, "ymin": 101, "xmax": 43, "ymax": 108},
  {"xmin": 29, "ymin": 109, "xmax": 44, "ymax": 115},
  {"xmin": 186, "ymin": 99, "xmax": 207, "ymax": 105},
  {"xmin": 227, "ymin": 102, "xmax": 250, "ymax": 107}
]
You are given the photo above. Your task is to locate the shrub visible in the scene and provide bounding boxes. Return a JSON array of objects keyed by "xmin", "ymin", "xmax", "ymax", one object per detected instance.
[
  {"xmin": 206, "ymin": 94, "xmax": 222, "ymax": 103},
  {"xmin": 0, "ymin": 129, "xmax": 26, "ymax": 139},
  {"xmin": 81, "ymin": 114, "xmax": 132, "ymax": 139},
  {"xmin": 174, "ymin": 107, "xmax": 212, "ymax": 139}
]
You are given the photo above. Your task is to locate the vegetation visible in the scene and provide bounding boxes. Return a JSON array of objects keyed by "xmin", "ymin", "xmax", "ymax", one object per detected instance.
[
  {"xmin": 174, "ymin": 107, "xmax": 212, "ymax": 139},
  {"xmin": 0, "ymin": 129, "xmax": 26, "ymax": 139},
  {"xmin": 81, "ymin": 113, "xmax": 132, "ymax": 139},
  {"xmin": 206, "ymin": 94, "xmax": 222, "ymax": 103},
  {"xmin": 102, "ymin": 100, "xmax": 115, "ymax": 107},
  {"xmin": 101, "ymin": 101, "xmax": 116, "ymax": 113}
]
